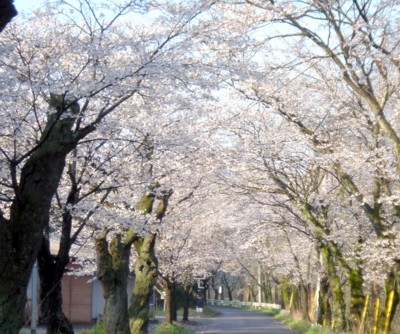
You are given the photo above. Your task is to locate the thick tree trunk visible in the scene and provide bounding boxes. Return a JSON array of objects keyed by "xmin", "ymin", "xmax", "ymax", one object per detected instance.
[
  {"xmin": 279, "ymin": 279, "xmax": 292, "ymax": 310},
  {"xmin": 348, "ymin": 265, "xmax": 365, "ymax": 326},
  {"xmin": 317, "ymin": 277, "xmax": 332, "ymax": 326},
  {"xmin": 182, "ymin": 284, "xmax": 192, "ymax": 322},
  {"xmin": 95, "ymin": 230, "xmax": 136, "ymax": 334},
  {"xmin": 37, "ymin": 175, "xmax": 81, "ymax": 334},
  {"xmin": 0, "ymin": 103, "xmax": 80, "ymax": 334},
  {"xmin": 299, "ymin": 284, "xmax": 309, "ymax": 320},
  {"xmin": 129, "ymin": 233, "xmax": 158, "ymax": 334},
  {"xmin": 320, "ymin": 245, "xmax": 346, "ymax": 331},
  {"xmin": 164, "ymin": 280, "xmax": 177, "ymax": 324},
  {"xmin": 129, "ymin": 182, "xmax": 172, "ymax": 333},
  {"xmin": 37, "ymin": 237, "xmax": 74, "ymax": 334}
]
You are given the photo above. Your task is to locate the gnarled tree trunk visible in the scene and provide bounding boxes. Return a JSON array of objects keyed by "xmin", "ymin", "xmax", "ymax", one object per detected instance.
[
  {"xmin": 129, "ymin": 138, "xmax": 173, "ymax": 334},
  {"xmin": 129, "ymin": 233, "xmax": 158, "ymax": 334},
  {"xmin": 96, "ymin": 229, "xmax": 137, "ymax": 334},
  {"xmin": 37, "ymin": 236, "xmax": 74, "ymax": 334},
  {"xmin": 0, "ymin": 100, "xmax": 81, "ymax": 334},
  {"xmin": 320, "ymin": 244, "xmax": 346, "ymax": 331}
]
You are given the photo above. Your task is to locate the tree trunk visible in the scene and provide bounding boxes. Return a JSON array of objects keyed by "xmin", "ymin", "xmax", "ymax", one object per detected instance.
[
  {"xmin": 318, "ymin": 277, "xmax": 332, "ymax": 326},
  {"xmin": 0, "ymin": 0, "xmax": 17, "ymax": 32},
  {"xmin": 203, "ymin": 279, "xmax": 209, "ymax": 306},
  {"xmin": 182, "ymin": 284, "xmax": 192, "ymax": 322},
  {"xmin": 227, "ymin": 287, "xmax": 233, "ymax": 301},
  {"xmin": 279, "ymin": 279, "xmax": 291, "ymax": 310},
  {"xmin": 129, "ymin": 233, "xmax": 158, "ymax": 334},
  {"xmin": 96, "ymin": 230, "xmax": 136, "ymax": 334},
  {"xmin": 37, "ymin": 237, "xmax": 74, "ymax": 334},
  {"xmin": 171, "ymin": 283, "xmax": 177, "ymax": 322},
  {"xmin": 320, "ymin": 245, "xmax": 346, "ymax": 331},
  {"xmin": 0, "ymin": 101, "xmax": 80, "ymax": 334},
  {"xmin": 299, "ymin": 283, "xmax": 309, "ymax": 320},
  {"xmin": 213, "ymin": 288, "xmax": 219, "ymax": 301},
  {"xmin": 263, "ymin": 278, "xmax": 273, "ymax": 303},
  {"xmin": 164, "ymin": 280, "xmax": 177, "ymax": 324},
  {"xmin": 129, "ymin": 182, "xmax": 172, "ymax": 333},
  {"xmin": 37, "ymin": 173, "xmax": 83, "ymax": 334},
  {"xmin": 348, "ymin": 265, "xmax": 365, "ymax": 326}
]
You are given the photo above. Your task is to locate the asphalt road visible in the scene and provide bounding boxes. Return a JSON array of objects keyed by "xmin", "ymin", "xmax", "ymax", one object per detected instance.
[{"xmin": 195, "ymin": 307, "xmax": 298, "ymax": 334}]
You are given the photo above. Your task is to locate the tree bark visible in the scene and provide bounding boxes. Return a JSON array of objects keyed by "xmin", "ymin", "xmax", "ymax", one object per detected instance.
[
  {"xmin": 348, "ymin": 265, "xmax": 365, "ymax": 326},
  {"xmin": 0, "ymin": 101, "xmax": 80, "ymax": 334},
  {"xmin": 279, "ymin": 279, "xmax": 291, "ymax": 310},
  {"xmin": 37, "ymin": 172, "xmax": 83, "ymax": 334},
  {"xmin": 37, "ymin": 237, "xmax": 74, "ymax": 334},
  {"xmin": 320, "ymin": 245, "xmax": 347, "ymax": 331},
  {"xmin": 129, "ymin": 233, "xmax": 158, "ymax": 334},
  {"xmin": 129, "ymin": 182, "xmax": 172, "ymax": 333},
  {"xmin": 164, "ymin": 279, "xmax": 177, "ymax": 324},
  {"xmin": 203, "ymin": 279, "xmax": 209, "ymax": 306},
  {"xmin": 317, "ymin": 277, "xmax": 332, "ymax": 326},
  {"xmin": 299, "ymin": 283, "xmax": 309, "ymax": 320},
  {"xmin": 95, "ymin": 229, "xmax": 136, "ymax": 334},
  {"xmin": 182, "ymin": 284, "xmax": 192, "ymax": 322}
]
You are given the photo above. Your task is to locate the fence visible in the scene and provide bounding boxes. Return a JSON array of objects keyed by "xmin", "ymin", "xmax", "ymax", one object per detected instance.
[{"xmin": 208, "ymin": 299, "xmax": 281, "ymax": 310}]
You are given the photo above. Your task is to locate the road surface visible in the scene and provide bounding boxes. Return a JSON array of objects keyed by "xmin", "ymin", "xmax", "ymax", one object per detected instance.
[{"xmin": 196, "ymin": 307, "xmax": 298, "ymax": 334}]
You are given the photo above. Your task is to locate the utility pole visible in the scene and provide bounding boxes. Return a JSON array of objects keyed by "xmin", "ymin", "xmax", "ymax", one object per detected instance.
[
  {"xmin": 258, "ymin": 264, "xmax": 262, "ymax": 305},
  {"xmin": 31, "ymin": 262, "xmax": 38, "ymax": 334}
]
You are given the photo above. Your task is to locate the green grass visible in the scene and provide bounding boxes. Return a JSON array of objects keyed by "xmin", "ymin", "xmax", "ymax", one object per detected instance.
[
  {"xmin": 77, "ymin": 322, "xmax": 105, "ymax": 334},
  {"xmin": 275, "ymin": 312, "xmax": 335, "ymax": 334},
  {"xmin": 152, "ymin": 322, "xmax": 195, "ymax": 334}
]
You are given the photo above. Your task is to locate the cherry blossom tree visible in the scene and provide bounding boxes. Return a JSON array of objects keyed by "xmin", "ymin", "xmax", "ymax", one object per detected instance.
[
  {"xmin": 202, "ymin": 0, "xmax": 400, "ymax": 331},
  {"xmin": 0, "ymin": 0, "xmax": 219, "ymax": 331}
]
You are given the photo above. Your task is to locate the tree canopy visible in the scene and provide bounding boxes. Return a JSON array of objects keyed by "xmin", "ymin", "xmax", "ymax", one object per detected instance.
[{"xmin": 2, "ymin": 0, "xmax": 400, "ymax": 333}]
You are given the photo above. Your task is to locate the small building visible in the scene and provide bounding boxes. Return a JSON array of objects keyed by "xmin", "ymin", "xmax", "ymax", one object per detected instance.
[{"xmin": 27, "ymin": 265, "xmax": 134, "ymax": 324}]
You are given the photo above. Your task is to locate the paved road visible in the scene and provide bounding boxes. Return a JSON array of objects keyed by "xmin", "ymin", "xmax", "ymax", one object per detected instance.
[{"xmin": 196, "ymin": 307, "xmax": 297, "ymax": 334}]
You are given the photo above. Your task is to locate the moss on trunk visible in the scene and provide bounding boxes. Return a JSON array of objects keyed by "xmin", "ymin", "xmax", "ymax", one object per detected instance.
[
  {"xmin": 129, "ymin": 234, "xmax": 158, "ymax": 334},
  {"xmin": 0, "ymin": 98, "xmax": 81, "ymax": 334},
  {"xmin": 320, "ymin": 245, "xmax": 346, "ymax": 331},
  {"xmin": 96, "ymin": 230, "xmax": 137, "ymax": 334}
]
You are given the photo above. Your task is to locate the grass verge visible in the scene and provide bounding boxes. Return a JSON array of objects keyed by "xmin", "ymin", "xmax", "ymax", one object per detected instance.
[
  {"xmin": 77, "ymin": 322, "xmax": 105, "ymax": 334},
  {"xmin": 275, "ymin": 311, "xmax": 335, "ymax": 334},
  {"xmin": 153, "ymin": 322, "xmax": 195, "ymax": 334}
]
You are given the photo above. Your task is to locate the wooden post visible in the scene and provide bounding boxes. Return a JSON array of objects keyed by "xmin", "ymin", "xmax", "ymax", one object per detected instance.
[
  {"xmin": 383, "ymin": 291, "xmax": 395, "ymax": 334},
  {"xmin": 373, "ymin": 298, "xmax": 380, "ymax": 334},
  {"xmin": 359, "ymin": 293, "xmax": 369, "ymax": 333}
]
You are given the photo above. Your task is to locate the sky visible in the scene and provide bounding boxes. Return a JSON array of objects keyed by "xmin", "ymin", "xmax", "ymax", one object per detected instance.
[{"xmin": 14, "ymin": 0, "xmax": 44, "ymax": 13}]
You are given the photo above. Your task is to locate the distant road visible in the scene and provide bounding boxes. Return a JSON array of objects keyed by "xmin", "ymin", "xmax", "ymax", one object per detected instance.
[{"xmin": 195, "ymin": 307, "xmax": 298, "ymax": 334}]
